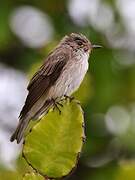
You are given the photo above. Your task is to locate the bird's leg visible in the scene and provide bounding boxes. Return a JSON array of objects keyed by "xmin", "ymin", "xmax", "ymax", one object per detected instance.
[
  {"xmin": 64, "ymin": 95, "xmax": 75, "ymax": 102},
  {"xmin": 52, "ymin": 98, "xmax": 62, "ymax": 114},
  {"xmin": 56, "ymin": 101, "xmax": 63, "ymax": 107},
  {"xmin": 64, "ymin": 95, "xmax": 81, "ymax": 105}
]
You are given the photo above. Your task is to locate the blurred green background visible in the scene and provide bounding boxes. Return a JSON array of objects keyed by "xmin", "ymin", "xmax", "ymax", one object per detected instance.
[{"xmin": 1, "ymin": 0, "xmax": 135, "ymax": 179}]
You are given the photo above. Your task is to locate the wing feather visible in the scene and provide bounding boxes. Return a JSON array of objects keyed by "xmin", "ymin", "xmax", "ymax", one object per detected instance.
[{"xmin": 19, "ymin": 49, "xmax": 69, "ymax": 119}]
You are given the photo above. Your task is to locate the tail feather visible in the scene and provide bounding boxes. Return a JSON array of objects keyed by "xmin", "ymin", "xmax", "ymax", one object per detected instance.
[
  {"xmin": 10, "ymin": 116, "xmax": 30, "ymax": 144},
  {"xmin": 10, "ymin": 99, "xmax": 53, "ymax": 144}
]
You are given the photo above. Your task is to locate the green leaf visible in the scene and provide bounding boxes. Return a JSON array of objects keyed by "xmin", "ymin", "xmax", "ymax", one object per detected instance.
[
  {"xmin": 23, "ymin": 172, "xmax": 44, "ymax": 180},
  {"xmin": 23, "ymin": 99, "xmax": 85, "ymax": 179}
]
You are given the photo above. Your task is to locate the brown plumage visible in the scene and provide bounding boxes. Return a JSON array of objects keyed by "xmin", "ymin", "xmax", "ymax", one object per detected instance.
[
  {"xmin": 10, "ymin": 48, "xmax": 69, "ymax": 143},
  {"xmin": 20, "ymin": 50, "xmax": 68, "ymax": 120},
  {"xmin": 10, "ymin": 33, "xmax": 101, "ymax": 144}
]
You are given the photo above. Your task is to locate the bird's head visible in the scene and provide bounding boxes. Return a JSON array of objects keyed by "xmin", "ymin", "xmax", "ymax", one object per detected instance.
[{"xmin": 61, "ymin": 33, "xmax": 102, "ymax": 54}]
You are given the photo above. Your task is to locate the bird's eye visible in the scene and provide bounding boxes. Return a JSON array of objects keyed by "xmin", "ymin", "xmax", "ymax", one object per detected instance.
[{"xmin": 77, "ymin": 41, "xmax": 83, "ymax": 46}]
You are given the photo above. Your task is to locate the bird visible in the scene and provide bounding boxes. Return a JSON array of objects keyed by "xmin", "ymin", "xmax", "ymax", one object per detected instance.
[{"xmin": 10, "ymin": 33, "xmax": 102, "ymax": 144}]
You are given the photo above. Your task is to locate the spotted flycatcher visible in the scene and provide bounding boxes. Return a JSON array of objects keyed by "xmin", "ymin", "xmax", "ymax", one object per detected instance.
[{"xmin": 10, "ymin": 33, "xmax": 101, "ymax": 143}]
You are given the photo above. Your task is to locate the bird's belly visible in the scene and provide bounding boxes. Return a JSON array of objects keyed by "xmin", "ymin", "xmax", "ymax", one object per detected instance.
[{"xmin": 50, "ymin": 55, "xmax": 89, "ymax": 99}]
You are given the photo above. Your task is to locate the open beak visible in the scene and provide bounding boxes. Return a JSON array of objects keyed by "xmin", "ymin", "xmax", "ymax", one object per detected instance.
[{"xmin": 92, "ymin": 44, "xmax": 102, "ymax": 49}]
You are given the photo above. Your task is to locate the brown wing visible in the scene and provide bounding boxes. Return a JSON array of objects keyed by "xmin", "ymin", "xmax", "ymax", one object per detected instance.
[{"xmin": 19, "ymin": 49, "xmax": 69, "ymax": 119}]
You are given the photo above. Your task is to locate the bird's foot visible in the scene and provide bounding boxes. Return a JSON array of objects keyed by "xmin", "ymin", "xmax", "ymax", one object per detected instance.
[
  {"xmin": 52, "ymin": 98, "xmax": 63, "ymax": 114},
  {"xmin": 64, "ymin": 95, "xmax": 81, "ymax": 106},
  {"xmin": 64, "ymin": 95, "xmax": 75, "ymax": 102}
]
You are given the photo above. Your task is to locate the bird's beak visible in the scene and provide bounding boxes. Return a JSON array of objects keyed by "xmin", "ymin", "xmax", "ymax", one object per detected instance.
[{"xmin": 92, "ymin": 44, "xmax": 102, "ymax": 49}]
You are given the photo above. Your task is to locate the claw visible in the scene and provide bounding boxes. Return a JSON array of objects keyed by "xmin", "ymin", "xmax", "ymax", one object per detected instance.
[
  {"xmin": 57, "ymin": 102, "xmax": 63, "ymax": 107},
  {"xmin": 64, "ymin": 95, "xmax": 75, "ymax": 102},
  {"xmin": 52, "ymin": 98, "xmax": 62, "ymax": 114},
  {"xmin": 55, "ymin": 104, "xmax": 61, "ymax": 114}
]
